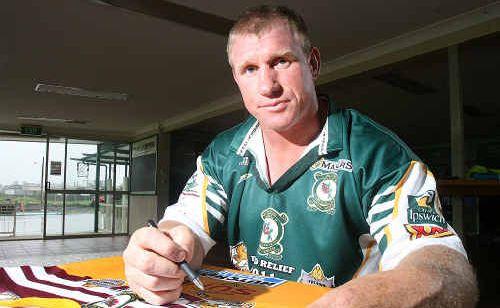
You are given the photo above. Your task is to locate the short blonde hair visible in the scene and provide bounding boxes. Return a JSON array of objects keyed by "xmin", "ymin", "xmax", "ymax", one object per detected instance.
[{"xmin": 227, "ymin": 5, "xmax": 312, "ymax": 65}]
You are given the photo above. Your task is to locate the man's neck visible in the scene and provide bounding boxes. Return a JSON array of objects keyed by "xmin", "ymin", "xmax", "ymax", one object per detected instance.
[{"xmin": 261, "ymin": 98, "xmax": 328, "ymax": 185}]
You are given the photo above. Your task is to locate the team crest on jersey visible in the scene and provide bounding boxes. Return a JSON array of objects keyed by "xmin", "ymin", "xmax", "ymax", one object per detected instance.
[
  {"xmin": 307, "ymin": 172, "xmax": 337, "ymax": 215},
  {"xmin": 298, "ymin": 264, "xmax": 335, "ymax": 288},
  {"xmin": 405, "ymin": 224, "xmax": 454, "ymax": 240},
  {"xmin": 257, "ymin": 208, "xmax": 289, "ymax": 260},
  {"xmin": 407, "ymin": 190, "xmax": 446, "ymax": 228},
  {"xmin": 82, "ymin": 279, "xmax": 126, "ymax": 288},
  {"xmin": 230, "ymin": 241, "xmax": 250, "ymax": 271}
]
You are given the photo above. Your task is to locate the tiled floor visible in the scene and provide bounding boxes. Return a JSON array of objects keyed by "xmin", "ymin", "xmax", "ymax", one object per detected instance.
[{"xmin": 0, "ymin": 236, "xmax": 129, "ymax": 266}]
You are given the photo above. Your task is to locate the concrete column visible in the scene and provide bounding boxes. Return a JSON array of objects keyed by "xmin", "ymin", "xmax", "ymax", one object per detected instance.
[
  {"xmin": 156, "ymin": 132, "xmax": 172, "ymax": 220},
  {"xmin": 448, "ymin": 45, "xmax": 464, "ymax": 237}
]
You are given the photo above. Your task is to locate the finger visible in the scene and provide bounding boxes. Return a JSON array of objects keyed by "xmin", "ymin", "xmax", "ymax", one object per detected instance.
[
  {"xmin": 124, "ymin": 244, "xmax": 185, "ymax": 278},
  {"xmin": 164, "ymin": 224, "xmax": 195, "ymax": 262},
  {"xmin": 132, "ymin": 227, "xmax": 187, "ymax": 262},
  {"xmin": 128, "ymin": 280, "xmax": 183, "ymax": 306},
  {"xmin": 125, "ymin": 265, "xmax": 184, "ymax": 292}
]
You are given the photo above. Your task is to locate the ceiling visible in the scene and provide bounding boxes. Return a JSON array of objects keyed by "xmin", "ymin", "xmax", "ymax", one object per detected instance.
[{"xmin": 0, "ymin": 0, "xmax": 498, "ymax": 140}]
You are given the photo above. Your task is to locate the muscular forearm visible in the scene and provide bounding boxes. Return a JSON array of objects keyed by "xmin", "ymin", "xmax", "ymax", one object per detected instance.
[
  {"xmin": 395, "ymin": 245, "xmax": 478, "ymax": 307},
  {"xmin": 310, "ymin": 245, "xmax": 477, "ymax": 307}
]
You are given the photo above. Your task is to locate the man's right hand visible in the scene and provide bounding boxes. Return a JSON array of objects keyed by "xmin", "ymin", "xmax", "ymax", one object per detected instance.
[{"xmin": 123, "ymin": 221, "xmax": 200, "ymax": 305}]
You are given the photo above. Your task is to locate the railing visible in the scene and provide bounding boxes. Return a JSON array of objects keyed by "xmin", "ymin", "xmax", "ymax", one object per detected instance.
[{"xmin": 0, "ymin": 204, "xmax": 16, "ymax": 236}]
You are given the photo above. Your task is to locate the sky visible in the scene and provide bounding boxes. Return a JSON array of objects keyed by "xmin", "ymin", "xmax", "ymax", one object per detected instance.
[
  {"xmin": 0, "ymin": 140, "xmax": 128, "ymax": 188},
  {"xmin": 0, "ymin": 141, "xmax": 45, "ymax": 185}
]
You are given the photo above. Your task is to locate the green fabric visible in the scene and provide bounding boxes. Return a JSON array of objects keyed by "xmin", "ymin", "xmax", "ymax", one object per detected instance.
[{"xmin": 196, "ymin": 98, "xmax": 420, "ymax": 286}]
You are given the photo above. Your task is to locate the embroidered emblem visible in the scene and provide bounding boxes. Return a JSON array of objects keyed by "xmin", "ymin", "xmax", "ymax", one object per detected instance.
[
  {"xmin": 298, "ymin": 264, "xmax": 335, "ymax": 288},
  {"xmin": 257, "ymin": 208, "xmax": 288, "ymax": 260},
  {"xmin": 82, "ymin": 279, "xmax": 126, "ymax": 288},
  {"xmin": 230, "ymin": 242, "xmax": 250, "ymax": 271},
  {"xmin": 407, "ymin": 190, "xmax": 447, "ymax": 228},
  {"xmin": 307, "ymin": 172, "xmax": 337, "ymax": 215}
]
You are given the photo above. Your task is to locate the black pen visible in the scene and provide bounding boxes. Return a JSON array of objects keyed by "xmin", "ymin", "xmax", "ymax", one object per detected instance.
[{"xmin": 146, "ymin": 219, "xmax": 205, "ymax": 290}]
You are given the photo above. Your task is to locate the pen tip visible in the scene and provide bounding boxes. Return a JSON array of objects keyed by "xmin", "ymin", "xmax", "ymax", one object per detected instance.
[{"xmin": 193, "ymin": 279, "xmax": 205, "ymax": 291}]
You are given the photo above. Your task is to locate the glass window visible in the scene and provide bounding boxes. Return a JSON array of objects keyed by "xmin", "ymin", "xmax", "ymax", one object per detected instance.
[
  {"xmin": 64, "ymin": 193, "xmax": 95, "ymax": 234},
  {"xmin": 98, "ymin": 193, "xmax": 113, "ymax": 234},
  {"xmin": 66, "ymin": 140, "xmax": 98, "ymax": 190},
  {"xmin": 116, "ymin": 144, "xmax": 130, "ymax": 191},
  {"xmin": 114, "ymin": 193, "xmax": 128, "ymax": 233},
  {"xmin": 47, "ymin": 138, "xmax": 65, "ymax": 190}
]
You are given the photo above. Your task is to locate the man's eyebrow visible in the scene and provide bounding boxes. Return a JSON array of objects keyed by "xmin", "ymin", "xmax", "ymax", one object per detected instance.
[
  {"xmin": 270, "ymin": 51, "xmax": 297, "ymax": 60},
  {"xmin": 235, "ymin": 50, "xmax": 299, "ymax": 72}
]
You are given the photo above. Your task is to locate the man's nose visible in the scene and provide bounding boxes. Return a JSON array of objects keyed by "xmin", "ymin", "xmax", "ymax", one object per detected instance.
[{"xmin": 258, "ymin": 67, "xmax": 282, "ymax": 97}]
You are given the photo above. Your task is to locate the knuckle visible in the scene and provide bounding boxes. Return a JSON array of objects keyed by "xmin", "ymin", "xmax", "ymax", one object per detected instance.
[
  {"xmin": 171, "ymin": 278, "xmax": 184, "ymax": 289},
  {"xmin": 166, "ymin": 264, "xmax": 183, "ymax": 277},
  {"xmin": 137, "ymin": 252, "xmax": 155, "ymax": 273},
  {"xmin": 143, "ymin": 276, "xmax": 162, "ymax": 291}
]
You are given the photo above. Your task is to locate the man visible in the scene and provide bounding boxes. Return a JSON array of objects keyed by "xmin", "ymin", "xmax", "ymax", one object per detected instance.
[{"xmin": 124, "ymin": 5, "xmax": 477, "ymax": 306}]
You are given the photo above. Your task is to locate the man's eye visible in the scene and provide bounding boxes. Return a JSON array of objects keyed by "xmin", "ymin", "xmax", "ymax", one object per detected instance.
[
  {"xmin": 244, "ymin": 66, "xmax": 257, "ymax": 74},
  {"xmin": 275, "ymin": 59, "xmax": 290, "ymax": 68}
]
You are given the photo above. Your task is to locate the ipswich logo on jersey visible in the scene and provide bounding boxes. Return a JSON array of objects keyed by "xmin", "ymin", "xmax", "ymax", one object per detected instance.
[{"xmin": 407, "ymin": 190, "xmax": 447, "ymax": 228}]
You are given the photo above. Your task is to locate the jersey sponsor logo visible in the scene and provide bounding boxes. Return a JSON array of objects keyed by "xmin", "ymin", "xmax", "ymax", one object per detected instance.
[
  {"xmin": 249, "ymin": 255, "xmax": 296, "ymax": 275},
  {"xmin": 230, "ymin": 241, "xmax": 250, "ymax": 272},
  {"xmin": 310, "ymin": 158, "xmax": 353, "ymax": 172},
  {"xmin": 298, "ymin": 264, "xmax": 335, "ymax": 288},
  {"xmin": 199, "ymin": 269, "xmax": 286, "ymax": 288},
  {"xmin": 407, "ymin": 190, "xmax": 446, "ymax": 228},
  {"xmin": 82, "ymin": 279, "xmax": 126, "ymax": 288},
  {"xmin": 307, "ymin": 172, "xmax": 337, "ymax": 215},
  {"xmin": 257, "ymin": 208, "xmax": 289, "ymax": 260},
  {"xmin": 404, "ymin": 224, "xmax": 454, "ymax": 240},
  {"xmin": 238, "ymin": 173, "xmax": 253, "ymax": 184}
]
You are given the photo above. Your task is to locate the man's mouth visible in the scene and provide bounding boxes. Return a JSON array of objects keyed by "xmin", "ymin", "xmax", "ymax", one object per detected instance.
[{"xmin": 259, "ymin": 100, "xmax": 288, "ymax": 111}]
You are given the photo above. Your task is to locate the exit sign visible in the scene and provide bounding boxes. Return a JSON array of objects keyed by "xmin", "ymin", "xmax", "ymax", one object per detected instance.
[{"xmin": 20, "ymin": 125, "xmax": 43, "ymax": 136}]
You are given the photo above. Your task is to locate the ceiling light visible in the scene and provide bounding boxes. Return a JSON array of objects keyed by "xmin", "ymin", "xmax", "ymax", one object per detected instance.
[
  {"xmin": 17, "ymin": 116, "xmax": 88, "ymax": 125},
  {"xmin": 34, "ymin": 83, "xmax": 128, "ymax": 101}
]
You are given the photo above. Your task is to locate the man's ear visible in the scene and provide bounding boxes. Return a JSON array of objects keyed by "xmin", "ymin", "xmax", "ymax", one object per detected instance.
[{"xmin": 308, "ymin": 47, "xmax": 321, "ymax": 80}]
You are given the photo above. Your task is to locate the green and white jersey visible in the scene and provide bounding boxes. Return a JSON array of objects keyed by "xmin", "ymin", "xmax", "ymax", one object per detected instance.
[{"xmin": 162, "ymin": 99, "xmax": 466, "ymax": 288}]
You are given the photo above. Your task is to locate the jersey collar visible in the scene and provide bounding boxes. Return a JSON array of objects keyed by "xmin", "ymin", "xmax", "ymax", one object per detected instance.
[{"xmin": 230, "ymin": 96, "xmax": 344, "ymax": 156}]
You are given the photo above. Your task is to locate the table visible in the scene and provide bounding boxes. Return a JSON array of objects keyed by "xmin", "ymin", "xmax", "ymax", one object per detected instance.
[{"xmin": 0, "ymin": 256, "xmax": 330, "ymax": 307}]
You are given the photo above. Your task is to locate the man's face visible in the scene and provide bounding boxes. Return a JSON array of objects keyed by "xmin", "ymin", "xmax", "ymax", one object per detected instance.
[{"xmin": 229, "ymin": 22, "xmax": 319, "ymax": 133}]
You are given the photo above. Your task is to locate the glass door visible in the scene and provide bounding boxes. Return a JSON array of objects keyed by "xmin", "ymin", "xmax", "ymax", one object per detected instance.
[
  {"xmin": 44, "ymin": 137, "xmax": 65, "ymax": 236},
  {"xmin": 43, "ymin": 138, "xmax": 130, "ymax": 238},
  {"xmin": 0, "ymin": 136, "xmax": 47, "ymax": 240}
]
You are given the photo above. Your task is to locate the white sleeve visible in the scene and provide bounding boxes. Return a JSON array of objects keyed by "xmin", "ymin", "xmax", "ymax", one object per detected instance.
[
  {"xmin": 159, "ymin": 156, "xmax": 228, "ymax": 255},
  {"xmin": 366, "ymin": 161, "xmax": 467, "ymax": 271}
]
